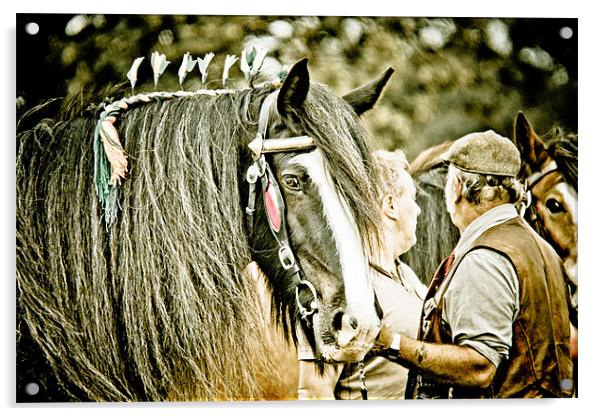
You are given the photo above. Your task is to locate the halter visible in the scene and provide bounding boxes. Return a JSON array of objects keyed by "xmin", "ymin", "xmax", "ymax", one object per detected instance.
[
  {"xmin": 526, "ymin": 160, "xmax": 559, "ymax": 190},
  {"xmin": 244, "ymin": 91, "xmax": 320, "ymax": 325},
  {"xmin": 525, "ymin": 160, "xmax": 559, "ymax": 222}
]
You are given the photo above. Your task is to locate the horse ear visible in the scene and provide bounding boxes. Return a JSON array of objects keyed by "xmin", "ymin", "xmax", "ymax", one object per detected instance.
[
  {"xmin": 513, "ymin": 111, "xmax": 548, "ymax": 168},
  {"xmin": 277, "ymin": 58, "xmax": 310, "ymax": 117},
  {"xmin": 343, "ymin": 68, "xmax": 394, "ymax": 115}
]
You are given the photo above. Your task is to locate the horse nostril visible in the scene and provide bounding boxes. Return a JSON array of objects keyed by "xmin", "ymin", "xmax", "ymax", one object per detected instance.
[
  {"xmin": 332, "ymin": 309, "xmax": 359, "ymax": 332},
  {"xmin": 331, "ymin": 308, "xmax": 345, "ymax": 331},
  {"xmin": 348, "ymin": 316, "xmax": 358, "ymax": 330}
]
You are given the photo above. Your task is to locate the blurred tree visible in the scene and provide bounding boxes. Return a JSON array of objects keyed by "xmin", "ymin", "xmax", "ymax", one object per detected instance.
[{"xmin": 16, "ymin": 14, "xmax": 577, "ymax": 158}]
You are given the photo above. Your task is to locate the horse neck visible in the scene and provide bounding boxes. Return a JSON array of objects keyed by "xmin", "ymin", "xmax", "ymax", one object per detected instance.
[{"xmin": 400, "ymin": 166, "xmax": 460, "ymax": 285}]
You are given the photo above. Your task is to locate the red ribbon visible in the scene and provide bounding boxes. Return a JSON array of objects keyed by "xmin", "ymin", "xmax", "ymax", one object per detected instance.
[{"xmin": 264, "ymin": 182, "xmax": 281, "ymax": 232}]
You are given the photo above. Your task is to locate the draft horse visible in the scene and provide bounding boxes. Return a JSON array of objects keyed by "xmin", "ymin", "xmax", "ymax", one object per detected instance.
[{"xmin": 16, "ymin": 59, "xmax": 394, "ymax": 401}]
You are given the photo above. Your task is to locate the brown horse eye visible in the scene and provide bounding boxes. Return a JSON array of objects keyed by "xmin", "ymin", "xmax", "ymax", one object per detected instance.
[
  {"xmin": 283, "ymin": 175, "xmax": 301, "ymax": 191},
  {"xmin": 545, "ymin": 198, "xmax": 566, "ymax": 214}
]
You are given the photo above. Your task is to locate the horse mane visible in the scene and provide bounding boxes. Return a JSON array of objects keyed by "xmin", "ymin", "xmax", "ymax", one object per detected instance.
[
  {"xmin": 17, "ymin": 82, "xmax": 131, "ymax": 132},
  {"xmin": 17, "ymin": 77, "xmax": 381, "ymax": 401},
  {"xmin": 546, "ymin": 129, "xmax": 578, "ymax": 192},
  {"xmin": 17, "ymin": 86, "xmax": 288, "ymax": 401}
]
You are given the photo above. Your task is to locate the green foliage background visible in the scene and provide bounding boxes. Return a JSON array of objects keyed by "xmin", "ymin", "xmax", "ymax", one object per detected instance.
[{"xmin": 17, "ymin": 15, "xmax": 577, "ymax": 159}]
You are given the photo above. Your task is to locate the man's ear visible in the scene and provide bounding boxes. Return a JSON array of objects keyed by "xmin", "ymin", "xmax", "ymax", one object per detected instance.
[
  {"xmin": 381, "ymin": 194, "xmax": 399, "ymax": 220},
  {"xmin": 453, "ymin": 177, "xmax": 463, "ymax": 203}
]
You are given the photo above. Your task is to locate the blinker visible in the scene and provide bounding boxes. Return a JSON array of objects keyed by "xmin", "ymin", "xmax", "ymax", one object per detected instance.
[{"xmin": 264, "ymin": 181, "xmax": 282, "ymax": 232}]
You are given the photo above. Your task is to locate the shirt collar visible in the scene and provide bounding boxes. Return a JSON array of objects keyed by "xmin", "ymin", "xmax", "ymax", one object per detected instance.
[{"xmin": 454, "ymin": 203, "xmax": 519, "ymax": 258}]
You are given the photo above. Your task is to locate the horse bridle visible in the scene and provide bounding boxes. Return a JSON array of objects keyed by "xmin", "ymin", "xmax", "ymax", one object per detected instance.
[
  {"xmin": 526, "ymin": 160, "xmax": 558, "ymax": 190},
  {"xmin": 525, "ymin": 160, "xmax": 559, "ymax": 222},
  {"xmin": 245, "ymin": 92, "xmax": 372, "ymax": 399},
  {"xmin": 244, "ymin": 91, "xmax": 320, "ymax": 325}
]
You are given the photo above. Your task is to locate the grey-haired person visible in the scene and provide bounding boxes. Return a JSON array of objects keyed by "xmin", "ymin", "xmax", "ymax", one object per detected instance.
[{"xmin": 375, "ymin": 130, "xmax": 574, "ymax": 398}]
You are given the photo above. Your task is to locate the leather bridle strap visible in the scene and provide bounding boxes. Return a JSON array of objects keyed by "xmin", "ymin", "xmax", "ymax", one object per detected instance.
[
  {"xmin": 245, "ymin": 91, "xmax": 319, "ymax": 324},
  {"xmin": 246, "ymin": 90, "xmax": 314, "ymax": 160},
  {"xmin": 526, "ymin": 161, "xmax": 558, "ymax": 190},
  {"xmin": 524, "ymin": 161, "xmax": 559, "ymax": 222},
  {"xmin": 246, "ymin": 91, "xmax": 370, "ymax": 398}
]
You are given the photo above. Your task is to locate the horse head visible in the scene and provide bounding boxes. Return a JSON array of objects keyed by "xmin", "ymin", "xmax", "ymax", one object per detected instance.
[
  {"xmin": 246, "ymin": 59, "xmax": 394, "ymax": 363},
  {"xmin": 513, "ymin": 112, "xmax": 578, "ymax": 288}
]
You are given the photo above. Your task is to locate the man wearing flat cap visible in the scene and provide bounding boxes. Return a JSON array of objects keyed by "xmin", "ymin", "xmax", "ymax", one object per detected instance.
[{"xmin": 375, "ymin": 130, "xmax": 573, "ymax": 398}]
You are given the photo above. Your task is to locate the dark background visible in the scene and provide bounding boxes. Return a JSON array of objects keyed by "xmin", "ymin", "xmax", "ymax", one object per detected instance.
[{"xmin": 16, "ymin": 14, "xmax": 577, "ymax": 158}]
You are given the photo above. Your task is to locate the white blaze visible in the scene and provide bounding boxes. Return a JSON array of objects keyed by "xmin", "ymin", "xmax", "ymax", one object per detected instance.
[
  {"xmin": 557, "ymin": 183, "xmax": 578, "ymax": 227},
  {"xmin": 290, "ymin": 149, "xmax": 379, "ymax": 329},
  {"xmin": 557, "ymin": 182, "xmax": 578, "ymax": 287}
]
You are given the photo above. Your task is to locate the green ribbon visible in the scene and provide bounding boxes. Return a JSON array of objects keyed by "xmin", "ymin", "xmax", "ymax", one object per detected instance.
[{"xmin": 93, "ymin": 110, "xmax": 121, "ymax": 229}]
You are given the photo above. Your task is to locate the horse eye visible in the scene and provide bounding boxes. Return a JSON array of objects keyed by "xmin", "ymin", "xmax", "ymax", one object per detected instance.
[
  {"xmin": 283, "ymin": 175, "xmax": 301, "ymax": 191},
  {"xmin": 545, "ymin": 198, "xmax": 566, "ymax": 214}
]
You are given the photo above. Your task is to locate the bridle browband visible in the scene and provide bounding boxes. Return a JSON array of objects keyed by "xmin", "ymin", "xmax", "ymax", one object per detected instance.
[{"xmin": 244, "ymin": 91, "xmax": 320, "ymax": 325}]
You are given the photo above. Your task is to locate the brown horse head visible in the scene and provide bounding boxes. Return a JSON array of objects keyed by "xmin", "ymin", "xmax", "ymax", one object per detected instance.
[{"xmin": 513, "ymin": 112, "xmax": 578, "ymax": 289}]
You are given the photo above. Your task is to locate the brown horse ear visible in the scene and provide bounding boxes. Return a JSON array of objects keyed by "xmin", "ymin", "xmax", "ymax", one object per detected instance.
[
  {"xmin": 343, "ymin": 68, "xmax": 394, "ymax": 115},
  {"xmin": 277, "ymin": 58, "xmax": 310, "ymax": 117},
  {"xmin": 513, "ymin": 111, "xmax": 548, "ymax": 169}
]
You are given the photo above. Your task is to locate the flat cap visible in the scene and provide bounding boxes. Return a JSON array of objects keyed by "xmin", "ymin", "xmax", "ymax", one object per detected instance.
[{"xmin": 441, "ymin": 130, "xmax": 521, "ymax": 177}]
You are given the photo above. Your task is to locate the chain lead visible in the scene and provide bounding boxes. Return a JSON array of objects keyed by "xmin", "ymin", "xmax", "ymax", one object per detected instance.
[{"xmin": 359, "ymin": 361, "xmax": 368, "ymax": 400}]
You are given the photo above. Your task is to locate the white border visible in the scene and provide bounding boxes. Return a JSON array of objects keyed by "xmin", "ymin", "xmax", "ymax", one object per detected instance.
[{"xmin": 4, "ymin": 2, "xmax": 599, "ymax": 415}]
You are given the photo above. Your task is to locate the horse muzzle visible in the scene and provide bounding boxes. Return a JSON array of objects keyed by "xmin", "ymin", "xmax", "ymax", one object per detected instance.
[{"xmin": 310, "ymin": 306, "xmax": 380, "ymax": 363}]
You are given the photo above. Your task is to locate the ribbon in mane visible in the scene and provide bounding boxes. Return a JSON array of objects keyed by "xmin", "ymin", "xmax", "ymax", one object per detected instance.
[
  {"xmin": 93, "ymin": 100, "xmax": 128, "ymax": 227},
  {"xmin": 92, "ymin": 83, "xmax": 285, "ymax": 228}
]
